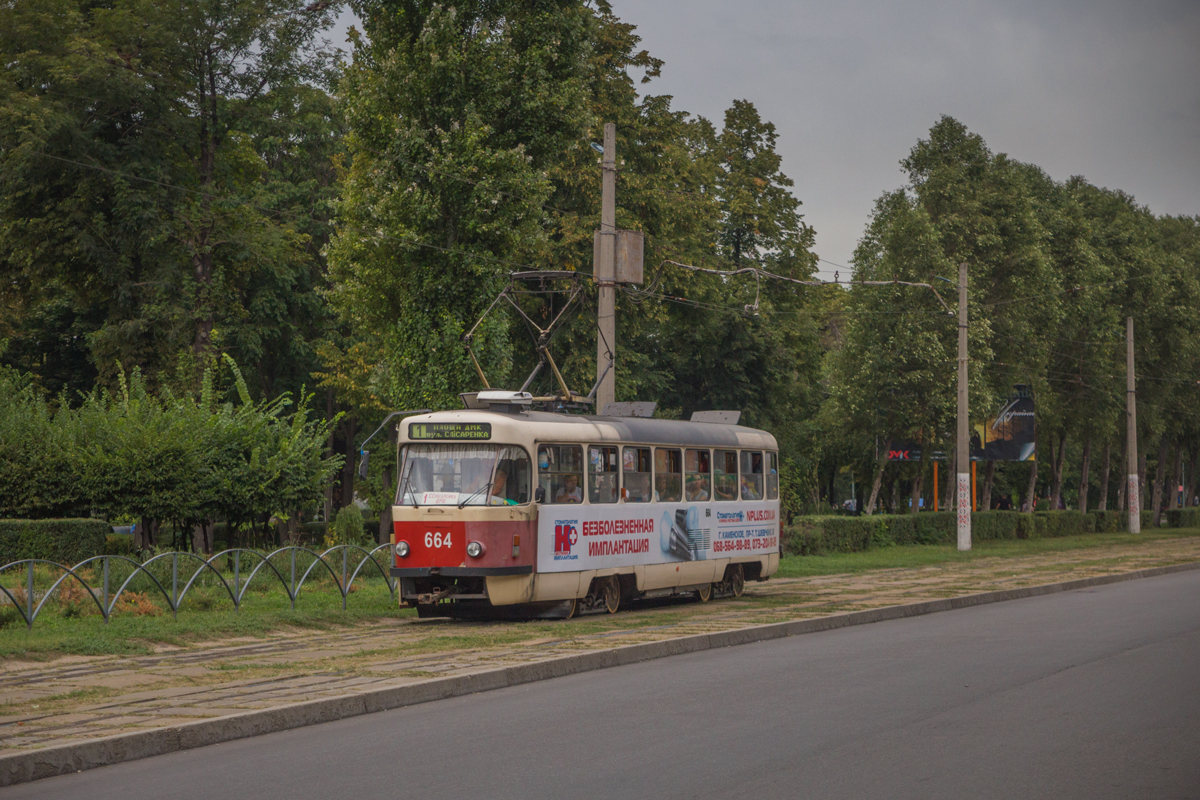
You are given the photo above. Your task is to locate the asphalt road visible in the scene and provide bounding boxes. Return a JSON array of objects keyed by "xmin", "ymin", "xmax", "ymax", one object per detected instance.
[{"xmin": 11, "ymin": 570, "xmax": 1200, "ymax": 799}]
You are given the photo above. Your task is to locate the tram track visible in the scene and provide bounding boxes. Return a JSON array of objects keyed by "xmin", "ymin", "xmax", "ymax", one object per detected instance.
[{"xmin": 2, "ymin": 536, "xmax": 1199, "ymax": 775}]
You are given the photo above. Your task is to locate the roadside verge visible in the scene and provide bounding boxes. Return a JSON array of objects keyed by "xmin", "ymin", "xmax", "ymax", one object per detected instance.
[{"xmin": 3, "ymin": 560, "xmax": 1197, "ymax": 787}]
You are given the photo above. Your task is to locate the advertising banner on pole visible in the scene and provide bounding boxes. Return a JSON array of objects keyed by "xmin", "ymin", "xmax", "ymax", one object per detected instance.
[{"xmin": 879, "ymin": 386, "xmax": 1036, "ymax": 463}]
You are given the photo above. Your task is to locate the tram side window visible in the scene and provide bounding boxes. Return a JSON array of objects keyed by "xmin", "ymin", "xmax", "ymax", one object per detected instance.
[
  {"xmin": 713, "ymin": 450, "xmax": 738, "ymax": 501},
  {"xmin": 685, "ymin": 449, "xmax": 711, "ymax": 501},
  {"xmin": 622, "ymin": 446, "xmax": 652, "ymax": 503},
  {"xmin": 654, "ymin": 448, "xmax": 682, "ymax": 502},
  {"xmin": 740, "ymin": 451, "xmax": 764, "ymax": 501},
  {"xmin": 766, "ymin": 451, "xmax": 779, "ymax": 500},
  {"xmin": 588, "ymin": 445, "xmax": 619, "ymax": 504},
  {"xmin": 539, "ymin": 445, "xmax": 583, "ymax": 504}
]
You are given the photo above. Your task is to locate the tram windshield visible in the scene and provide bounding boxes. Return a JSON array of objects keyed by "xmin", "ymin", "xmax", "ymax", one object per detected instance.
[{"xmin": 397, "ymin": 444, "xmax": 531, "ymax": 506}]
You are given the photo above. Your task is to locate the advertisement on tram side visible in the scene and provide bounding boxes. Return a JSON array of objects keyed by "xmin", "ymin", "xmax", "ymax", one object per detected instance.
[{"xmin": 537, "ymin": 501, "xmax": 779, "ymax": 573}]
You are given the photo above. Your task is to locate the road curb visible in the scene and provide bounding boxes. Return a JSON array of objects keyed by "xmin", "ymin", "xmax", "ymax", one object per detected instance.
[{"xmin": 3, "ymin": 560, "xmax": 1198, "ymax": 787}]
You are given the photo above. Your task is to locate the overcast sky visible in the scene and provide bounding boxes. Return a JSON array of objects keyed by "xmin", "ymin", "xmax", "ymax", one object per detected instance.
[
  {"xmin": 334, "ymin": 1, "xmax": 1199, "ymax": 277},
  {"xmin": 607, "ymin": 0, "xmax": 1200, "ymax": 277}
]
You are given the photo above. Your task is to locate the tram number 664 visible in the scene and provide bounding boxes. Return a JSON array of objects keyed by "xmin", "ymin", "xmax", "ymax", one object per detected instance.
[{"xmin": 424, "ymin": 531, "xmax": 452, "ymax": 548}]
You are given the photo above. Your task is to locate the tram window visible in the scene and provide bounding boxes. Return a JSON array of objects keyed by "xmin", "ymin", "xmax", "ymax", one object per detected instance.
[
  {"xmin": 685, "ymin": 449, "xmax": 711, "ymax": 501},
  {"xmin": 622, "ymin": 446, "xmax": 652, "ymax": 503},
  {"xmin": 538, "ymin": 445, "xmax": 584, "ymax": 504},
  {"xmin": 588, "ymin": 445, "xmax": 619, "ymax": 504},
  {"xmin": 396, "ymin": 444, "xmax": 529, "ymax": 506},
  {"xmin": 766, "ymin": 451, "xmax": 779, "ymax": 500},
  {"xmin": 654, "ymin": 448, "xmax": 682, "ymax": 502},
  {"xmin": 740, "ymin": 451, "xmax": 764, "ymax": 501},
  {"xmin": 713, "ymin": 450, "xmax": 738, "ymax": 501},
  {"xmin": 493, "ymin": 446, "xmax": 532, "ymax": 505}
]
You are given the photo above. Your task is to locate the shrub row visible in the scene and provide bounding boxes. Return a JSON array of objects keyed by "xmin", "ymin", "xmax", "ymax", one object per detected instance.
[
  {"xmin": 782, "ymin": 509, "xmax": 1199, "ymax": 556},
  {"xmin": 0, "ymin": 519, "xmax": 110, "ymax": 564}
]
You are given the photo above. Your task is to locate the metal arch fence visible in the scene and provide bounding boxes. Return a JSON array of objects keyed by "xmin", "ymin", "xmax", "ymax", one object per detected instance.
[{"xmin": 0, "ymin": 544, "xmax": 398, "ymax": 629}]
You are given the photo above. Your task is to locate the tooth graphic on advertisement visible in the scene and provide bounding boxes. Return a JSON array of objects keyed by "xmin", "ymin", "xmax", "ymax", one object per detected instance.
[
  {"xmin": 684, "ymin": 505, "xmax": 709, "ymax": 560},
  {"xmin": 660, "ymin": 511, "xmax": 692, "ymax": 561}
]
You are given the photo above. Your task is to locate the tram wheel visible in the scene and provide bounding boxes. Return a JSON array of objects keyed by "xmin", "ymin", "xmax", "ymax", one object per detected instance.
[
  {"xmin": 730, "ymin": 565, "xmax": 745, "ymax": 598},
  {"xmin": 602, "ymin": 576, "xmax": 620, "ymax": 614},
  {"xmin": 696, "ymin": 582, "xmax": 712, "ymax": 603}
]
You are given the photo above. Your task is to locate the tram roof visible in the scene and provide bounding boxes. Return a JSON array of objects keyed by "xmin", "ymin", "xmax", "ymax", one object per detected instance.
[{"xmin": 401, "ymin": 409, "xmax": 778, "ymax": 450}]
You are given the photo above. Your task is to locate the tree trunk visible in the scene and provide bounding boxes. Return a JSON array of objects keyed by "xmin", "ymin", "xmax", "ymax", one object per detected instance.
[
  {"xmin": 1186, "ymin": 447, "xmax": 1198, "ymax": 508},
  {"xmin": 1049, "ymin": 430, "xmax": 1067, "ymax": 510},
  {"xmin": 1151, "ymin": 439, "xmax": 1170, "ymax": 527},
  {"xmin": 865, "ymin": 458, "xmax": 886, "ymax": 516},
  {"xmin": 1098, "ymin": 441, "xmax": 1111, "ymax": 512},
  {"xmin": 910, "ymin": 468, "xmax": 923, "ymax": 514},
  {"xmin": 1023, "ymin": 460, "xmax": 1038, "ymax": 513},
  {"xmin": 981, "ymin": 460, "xmax": 995, "ymax": 511},
  {"xmin": 1168, "ymin": 444, "xmax": 1182, "ymax": 511},
  {"xmin": 191, "ymin": 49, "xmax": 219, "ymax": 362},
  {"xmin": 910, "ymin": 430, "xmax": 925, "ymax": 512},
  {"xmin": 1078, "ymin": 435, "xmax": 1092, "ymax": 512},
  {"xmin": 943, "ymin": 448, "xmax": 957, "ymax": 511},
  {"xmin": 324, "ymin": 390, "xmax": 335, "ymax": 522},
  {"xmin": 888, "ymin": 472, "xmax": 899, "ymax": 514},
  {"xmin": 135, "ymin": 517, "xmax": 159, "ymax": 551},
  {"xmin": 191, "ymin": 522, "xmax": 213, "ymax": 557}
]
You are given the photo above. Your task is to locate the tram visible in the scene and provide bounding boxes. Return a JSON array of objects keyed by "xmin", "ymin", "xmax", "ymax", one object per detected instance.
[{"xmin": 389, "ymin": 391, "xmax": 780, "ymax": 617}]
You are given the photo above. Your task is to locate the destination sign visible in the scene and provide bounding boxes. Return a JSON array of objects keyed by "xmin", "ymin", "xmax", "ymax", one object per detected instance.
[{"xmin": 408, "ymin": 422, "xmax": 492, "ymax": 441}]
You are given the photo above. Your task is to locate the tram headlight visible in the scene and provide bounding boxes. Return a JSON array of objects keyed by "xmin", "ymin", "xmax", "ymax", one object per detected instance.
[
  {"xmin": 395, "ymin": 541, "xmax": 410, "ymax": 558},
  {"xmin": 466, "ymin": 541, "xmax": 485, "ymax": 558}
]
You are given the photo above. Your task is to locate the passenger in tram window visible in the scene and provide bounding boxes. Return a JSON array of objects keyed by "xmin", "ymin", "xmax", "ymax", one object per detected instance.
[
  {"xmin": 740, "ymin": 450, "xmax": 764, "ymax": 500},
  {"xmin": 686, "ymin": 475, "xmax": 709, "ymax": 501},
  {"xmin": 555, "ymin": 473, "xmax": 583, "ymax": 503},
  {"xmin": 740, "ymin": 475, "xmax": 761, "ymax": 501}
]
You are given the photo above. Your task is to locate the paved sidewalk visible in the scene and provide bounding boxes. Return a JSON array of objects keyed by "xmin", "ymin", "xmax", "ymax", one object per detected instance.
[{"xmin": 3, "ymin": 535, "xmax": 1199, "ymax": 755}]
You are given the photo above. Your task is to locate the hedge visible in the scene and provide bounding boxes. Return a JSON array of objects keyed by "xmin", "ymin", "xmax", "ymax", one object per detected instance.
[
  {"xmin": 0, "ymin": 519, "xmax": 110, "ymax": 564},
  {"xmin": 782, "ymin": 509, "xmax": 1197, "ymax": 556}
]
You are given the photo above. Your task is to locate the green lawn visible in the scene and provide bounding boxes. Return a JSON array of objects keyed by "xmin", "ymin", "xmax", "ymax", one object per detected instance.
[
  {"xmin": 776, "ymin": 528, "xmax": 1200, "ymax": 578},
  {"xmin": 4, "ymin": 529, "xmax": 1197, "ymax": 659},
  {"xmin": 0, "ymin": 568, "xmax": 405, "ymax": 658}
]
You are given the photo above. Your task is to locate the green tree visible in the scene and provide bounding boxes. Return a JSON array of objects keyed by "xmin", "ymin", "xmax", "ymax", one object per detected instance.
[
  {"xmin": 0, "ymin": 0, "xmax": 342, "ymax": 396},
  {"xmin": 326, "ymin": 0, "xmax": 593, "ymax": 411}
]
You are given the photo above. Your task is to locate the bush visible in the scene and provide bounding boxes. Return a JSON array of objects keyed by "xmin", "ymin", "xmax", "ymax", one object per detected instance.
[
  {"xmin": 1164, "ymin": 508, "xmax": 1200, "ymax": 529},
  {"xmin": 0, "ymin": 519, "xmax": 109, "ymax": 564},
  {"xmin": 778, "ymin": 506, "xmax": 1200, "ymax": 556},
  {"xmin": 103, "ymin": 533, "xmax": 139, "ymax": 558},
  {"xmin": 0, "ymin": 605, "xmax": 22, "ymax": 629},
  {"xmin": 327, "ymin": 505, "xmax": 366, "ymax": 548}
]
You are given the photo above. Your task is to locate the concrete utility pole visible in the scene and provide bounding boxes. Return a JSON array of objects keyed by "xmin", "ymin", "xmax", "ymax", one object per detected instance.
[
  {"xmin": 595, "ymin": 123, "xmax": 617, "ymax": 413},
  {"xmin": 957, "ymin": 262, "xmax": 972, "ymax": 551},
  {"xmin": 1127, "ymin": 316, "xmax": 1140, "ymax": 534}
]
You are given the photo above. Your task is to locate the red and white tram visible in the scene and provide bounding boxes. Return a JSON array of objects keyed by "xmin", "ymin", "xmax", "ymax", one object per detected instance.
[{"xmin": 390, "ymin": 392, "xmax": 780, "ymax": 617}]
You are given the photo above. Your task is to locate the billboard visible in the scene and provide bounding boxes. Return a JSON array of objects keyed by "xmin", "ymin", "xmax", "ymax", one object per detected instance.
[
  {"xmin": 879, "ymin": 387, "xmax": 1036, "ymax": 462},
  {"xmin": 971, "ymin": 387, "xmax": 1036, "ymax": 462}
]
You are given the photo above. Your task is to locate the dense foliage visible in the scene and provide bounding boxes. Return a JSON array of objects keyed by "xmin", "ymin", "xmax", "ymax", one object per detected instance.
[
  {"xmin": 0, "ymin": 359, "xmax": 340, "ymax": 551},
  {"xmin": 1, "ymin": 1, "xmax": 1196, "ymax": 529}
]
